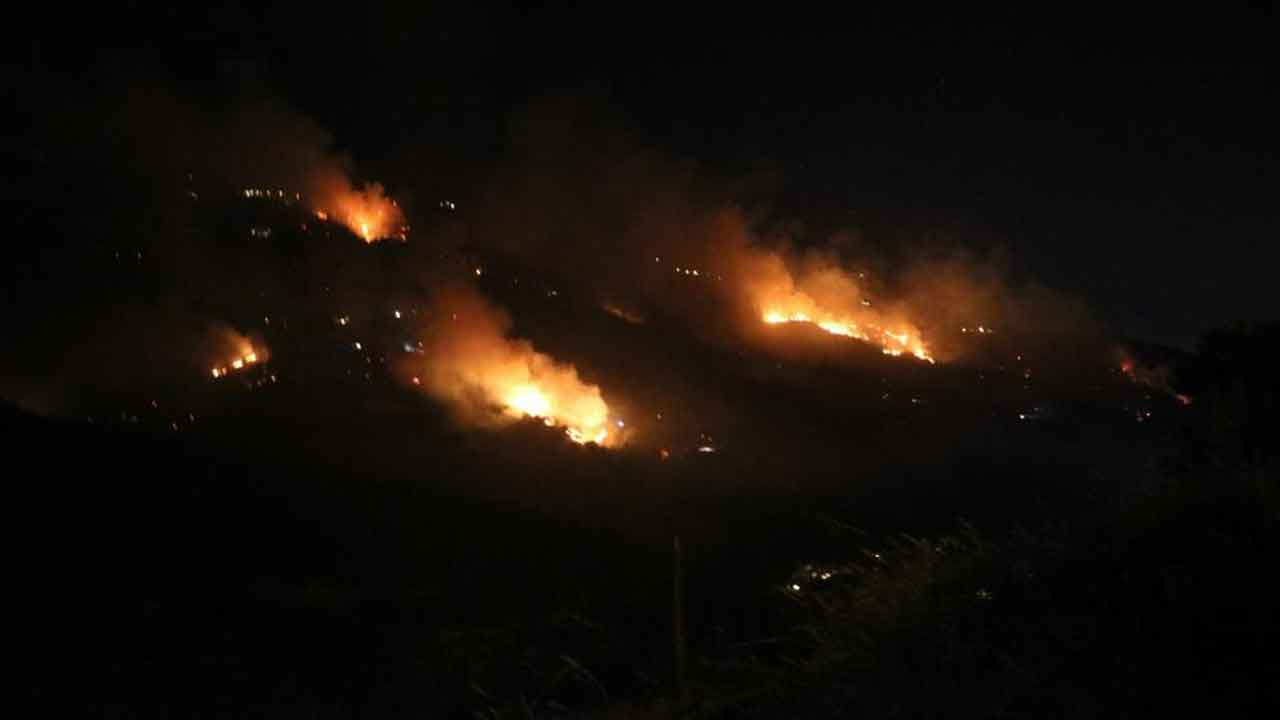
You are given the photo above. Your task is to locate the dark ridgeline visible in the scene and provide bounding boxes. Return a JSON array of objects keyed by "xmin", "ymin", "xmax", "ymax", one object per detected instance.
[{"xmin": 7, "ymin": 6, "xmax": 1278, "ymax": 717}]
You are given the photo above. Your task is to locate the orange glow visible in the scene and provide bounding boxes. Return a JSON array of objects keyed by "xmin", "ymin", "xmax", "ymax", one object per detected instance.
[
  {"xmin": 762, "ymin": 309, "xmax": 933, "ymax": 362},
  {"xmin": 507, "ymin": 384, "xmax": 552, "ymax": 418},
  {"xmin": 1116, "ymin": 348, "xmax": 1191, "ymax": 405},
  {"xmin": 498, "ymin": 374, "xmax": 614, "ymax": 446},
  {"xmin": 210, "ymin": 335, "xmax": 266, "ymax": 380},
  {"xmin": 742, "ymin": 250, "xmax": 934, "ymax": 362},
  {"xmin": 410, "ymin": 285, "xmax": 619, "ymax": 447},
  {"xmin": 312, "ymin": 182, "xmax": 404, "ymax": 243}
]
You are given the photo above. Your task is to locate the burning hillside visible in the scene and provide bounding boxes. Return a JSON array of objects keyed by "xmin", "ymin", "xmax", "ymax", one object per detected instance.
[
  {"xmin": 207, "ymin": 328, "xmax": 268, "ymax": 380},
  {"xmin": 406, "ymin": 285, "xmax": 620, "ymax": 447},
  {"xmin": 310, "ymin": 180, "xmax": 407, "ymax": 243},
  {"xmin": 743, "ymin": 251, "xmax": 933, "ymax": 362}
]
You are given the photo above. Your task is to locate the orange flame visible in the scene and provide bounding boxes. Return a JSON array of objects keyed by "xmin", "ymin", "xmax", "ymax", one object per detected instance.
[
  {"xmin": 210, "ymin": 331, "xmax": 266, "ymax": 380},
  {"xmin": 312, "ymin": 182, "xmax": 404, "ymax": 243},
  {"xmin": 748, "ymin": 254, "xmax": 933, "ymax": 362},
  {"xmin": 409, "ymin": 286, "xmax": 619, "ymax": 446}
]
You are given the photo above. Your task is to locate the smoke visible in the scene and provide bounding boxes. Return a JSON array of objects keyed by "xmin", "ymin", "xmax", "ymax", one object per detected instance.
[
  {"xmin": 3, "ymin": 65, "xmax": 398, "ymax": 414},
  {"xmin": 74, "ymin": 66, "xmax": 408, "ymax": 244},
  {"xmin": 0, "ymin": 291, "xmax": 265, "ymax": 415},
  {"xmin": 464, "ymin": 98, "xmax": 1097, "ymax": 364},
  {"xmin": 404, "ymin": 283, "xmax": 618, "ymax": 446}
]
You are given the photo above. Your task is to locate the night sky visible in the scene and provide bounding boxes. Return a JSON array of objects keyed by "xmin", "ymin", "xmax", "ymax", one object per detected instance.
[{"xmin": 12, "ymin": 4, "xmax": 1277, "ymax": 347}]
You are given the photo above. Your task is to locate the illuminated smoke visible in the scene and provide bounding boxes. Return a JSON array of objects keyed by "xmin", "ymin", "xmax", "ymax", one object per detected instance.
[
  {"xmin": 208, "ymin": 328, "xmax": 266, "ymax": 380},
  {"xmin": 307, "ymin": 174, "xmax": 406, "ymax": 243},
  {"xmin": 407, "ymin": 284, "xmax": 618, "ymax": 446},
  {"xmin": 736, "ymin": 247, "xmax": 933, "ymax": 362}
]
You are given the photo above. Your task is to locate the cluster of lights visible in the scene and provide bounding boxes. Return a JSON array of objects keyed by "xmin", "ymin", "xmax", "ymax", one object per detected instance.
[
  {"xmin": 673, "ymin": 265, "xmax": 721, "ymax": 280},
  {"xmin": 210, "ymin": 350, "xmax": 259, "ymax": 379},
  {"xmin": 242, "ymin": 188, "xmax": 300, "ymax": 201}
]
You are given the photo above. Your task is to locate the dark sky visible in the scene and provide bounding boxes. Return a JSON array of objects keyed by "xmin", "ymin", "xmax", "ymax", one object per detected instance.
[{"xmin": 12, "ymin": 4, "xmax": 1277, "ymax": 347}]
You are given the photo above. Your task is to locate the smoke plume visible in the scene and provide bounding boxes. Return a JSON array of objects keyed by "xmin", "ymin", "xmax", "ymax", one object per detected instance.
[{"xmin": 405, "ymin": 283, "xmax": 618, "ymax": 446}]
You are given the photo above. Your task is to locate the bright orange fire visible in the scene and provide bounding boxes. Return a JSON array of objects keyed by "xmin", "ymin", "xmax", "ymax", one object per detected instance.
[
  {"xmin": 746, "ymin": 254, "xmax": 933, "ymax": 362},
  {"xmin": 312, "ymin": 182, "xmax": 405, "ymax": 243},
  {"xmin": 503, "ymin": 383, "xmax": 611, "ymax": 445},
  {"xmin": 411, "ymin": 286, "xmax": 619, "ymax": 446},
  {"xmin": 210, "ymin": 341, "xmax": 264, "ymax": 380}
]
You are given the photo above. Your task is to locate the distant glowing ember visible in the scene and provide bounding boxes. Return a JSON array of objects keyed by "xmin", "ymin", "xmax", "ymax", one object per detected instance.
[
  {"xmin": 1117, "ymin": 349, "xmax": 1192, "ymax": 405},
  {"xmin": 210, "ymin": 342, "xmax": 265, "ymax": 380}
]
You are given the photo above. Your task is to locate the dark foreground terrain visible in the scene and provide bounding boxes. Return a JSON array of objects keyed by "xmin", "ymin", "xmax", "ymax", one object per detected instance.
[{"xmin": 8, "ymin": 322, "xmax": 1278, "ymax": 717}]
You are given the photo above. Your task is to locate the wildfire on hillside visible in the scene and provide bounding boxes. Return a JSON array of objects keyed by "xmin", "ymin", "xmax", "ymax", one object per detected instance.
[
  {"xmin": 406, "ymin": 285, "xmax": 621, "ymax": 447},
  {"xmin": 737, "ymin": 250, "xmax": 933, "ymax": 362}
]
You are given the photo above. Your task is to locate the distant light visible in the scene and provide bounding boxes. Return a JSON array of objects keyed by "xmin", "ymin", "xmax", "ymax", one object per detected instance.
[
  {"xmin": 244, "ymin": 352, "xmax": 257, "ymax": 364},
  {"xmin": 354, "ymin": 341, "xmax": 362, "ymax": 350},
  {"xmin": 790, "ymin": 584, "xmax": 801, "ymax": 592},
  {"xmin": 474, "ymin": 267, "xmax": 483, "ymax": 276},
  {"xmin": 411, "ymin": 376, "xmax": 420, "ymax": 385},
  {"xmin": 697, "ymin": 445, "xmax": 716, "ymax": 453},
  {"xmin": 616, "ymin": 419, "xmax": 625, "ymax": 428},
  {"xmin": 211, "ymin": 368, "xmax": 221, "ymax": 378},
  {"xmin": 231, "ymin": 359, "xmax": 244, "ymax": 369}
]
